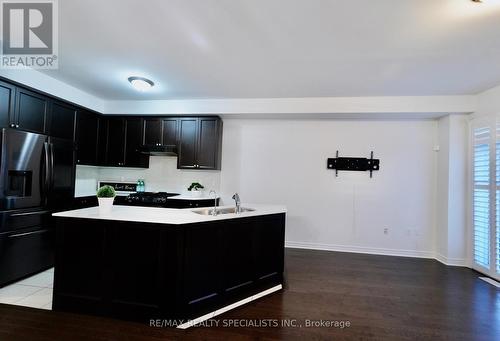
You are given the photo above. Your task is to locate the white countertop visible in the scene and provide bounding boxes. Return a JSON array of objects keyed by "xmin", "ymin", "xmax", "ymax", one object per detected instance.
[{"xmin": 53, "ymin": 204, "xmax": 286, "ymax": 225}]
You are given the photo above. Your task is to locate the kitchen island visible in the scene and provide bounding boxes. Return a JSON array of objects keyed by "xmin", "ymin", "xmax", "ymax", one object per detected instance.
[{"xmin": 52, "ymin": 204, "xmax": 286, "ymax": 327}]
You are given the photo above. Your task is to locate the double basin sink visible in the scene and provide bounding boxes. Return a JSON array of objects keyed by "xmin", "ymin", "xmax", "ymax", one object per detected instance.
[{"xmin": 192, "ymin": 207, "xmax": 255, "ymax": 216}]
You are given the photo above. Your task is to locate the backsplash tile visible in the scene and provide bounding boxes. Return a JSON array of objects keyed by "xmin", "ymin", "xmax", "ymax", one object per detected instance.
[{"xmin": 75, "ymin": 156, "xmax": 220, "ymax": 197}]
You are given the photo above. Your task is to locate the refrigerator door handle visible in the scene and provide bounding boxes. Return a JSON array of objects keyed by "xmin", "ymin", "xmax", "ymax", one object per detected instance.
[
  {"xmin": 49, "ymin": 142, "xmax": 55, "ymax": 189},
  {"xmin": 42, "ymin": 142, "xmax": 50, "ymax": 203},
  {"xmin": 8, "ymin": 229, "xmax": 49, "ymax": 239},
  {"xmin": 10, "ymin": 210, "xmax": 51, "ymax": 217}
]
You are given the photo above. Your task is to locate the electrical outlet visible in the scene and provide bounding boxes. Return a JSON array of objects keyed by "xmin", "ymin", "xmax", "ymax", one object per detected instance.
[{"xmin": 383, "ymin": 228, "xmax": 389, "ymax": 235}]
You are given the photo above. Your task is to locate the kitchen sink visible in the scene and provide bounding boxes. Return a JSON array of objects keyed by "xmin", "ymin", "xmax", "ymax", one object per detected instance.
[{"xmin": 192, "ymin": 207, "xmax": 255, "ymax": 215}]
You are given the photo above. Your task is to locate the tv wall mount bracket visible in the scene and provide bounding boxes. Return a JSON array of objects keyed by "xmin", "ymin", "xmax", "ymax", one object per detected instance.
[{"xmin": 327, "ymin": 151, "xmax": 380, "ymax": 178}]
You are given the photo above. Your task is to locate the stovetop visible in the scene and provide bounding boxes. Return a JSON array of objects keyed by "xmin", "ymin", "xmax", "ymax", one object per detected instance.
[{"xmin": 125, "ymin": 192, "xmax": 180, "ymax": 206}]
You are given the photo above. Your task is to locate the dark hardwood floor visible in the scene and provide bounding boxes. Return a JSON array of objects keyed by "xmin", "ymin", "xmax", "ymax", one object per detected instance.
[{"xmin": 0, "ymin": 248, "xmax": 499, "ymax": 340}]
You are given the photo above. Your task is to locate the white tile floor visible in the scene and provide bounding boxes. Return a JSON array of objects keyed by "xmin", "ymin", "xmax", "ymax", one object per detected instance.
[{"xmin": 0, "ymin": 268, "xmax": 53, "ymax": 309}]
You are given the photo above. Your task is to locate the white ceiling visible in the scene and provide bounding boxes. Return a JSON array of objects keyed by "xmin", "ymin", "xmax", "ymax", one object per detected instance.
[{"xmin": 40, "ymin": 0, "xmax": 500, "ymax": 100}]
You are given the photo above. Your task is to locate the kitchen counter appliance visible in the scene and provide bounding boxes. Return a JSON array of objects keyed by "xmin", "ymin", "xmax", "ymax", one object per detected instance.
[{"xmin": 0, "ymin": 128, "xmax": 74, "ymax": 286}]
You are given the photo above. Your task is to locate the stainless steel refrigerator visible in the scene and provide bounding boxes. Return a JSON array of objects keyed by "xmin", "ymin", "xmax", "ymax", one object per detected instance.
[{"xmin": 0, "ymin": 128, "xmax": 74, "ymax": 286}]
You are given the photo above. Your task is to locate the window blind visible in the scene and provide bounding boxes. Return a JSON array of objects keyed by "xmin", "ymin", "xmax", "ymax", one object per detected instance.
[
  {"xmin": 496, "ymin": 124, "xmax": 500, "ymax": 273},
  {"xmin": 473, "ymin": 126, "xmax": 490, "ymax": 268}
]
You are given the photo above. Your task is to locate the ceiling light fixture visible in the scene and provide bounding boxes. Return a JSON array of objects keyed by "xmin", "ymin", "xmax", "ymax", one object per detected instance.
[
  {"xmin": 128, "ymin": 76, "xmax": 154, "ymax": 91},
  {"xmin": 471, "ymin": 0, "xmax": 482, "ymax": 2}
]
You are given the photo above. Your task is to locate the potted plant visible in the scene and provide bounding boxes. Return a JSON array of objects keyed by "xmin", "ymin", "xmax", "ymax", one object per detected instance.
[
  {"xmin": 97, "ymin": 185, "xmax": 116, "ymax": 213},
  {"xmin": 187, "ymin": 182, "xmax": 204, "ymax": 198}
]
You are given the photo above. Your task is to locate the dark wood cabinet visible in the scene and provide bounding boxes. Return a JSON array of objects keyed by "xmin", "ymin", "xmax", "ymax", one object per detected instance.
[
  {"xmin": 75, "ymin": 110, "xmax": 99, "ymax": 165},
  {"xmin": 254, "ymin": 214, "xmax": 286, "ymax": 289},
  {"xmin": 221, "ymin": 220, "xmax": 255, "ymax": 299},
  {"xmin": 109, "ymin": 224, "xmax": 162, "ymax": 318},
  {"xmin": 14, "ymin": 88, "xmax": 49, "ymax": 133},
  {"xmin": 178, "ymin": 117, "xmax": 222, "ymax": 170},
  {"xmin": 183, "ymin": 222, "xmax": 221, "ymax": 315},
  {"xmin": 0, "ymin": 80, "xmax": 15, "ymax": 129},
  {"xmin": 54, "ymin": 219, "xmax": 106, "ymax": 314},
  {"xmin": 99, "ymin": 117, "xmax": 148, "ymax": 168},
  {"xmin": 54, "ymin": 213, "xmax": 285, "ymax": 322},
  {"xmin": 178, "ymin": 118, "xmax": 198, "ymax": 169},
  {"xmin": 106, "ymin": 118, "xmax": 126, "ymax": 166},
  {"xmin": 125, "ymin": 118, "xmax": 149, "ymax": 168},
  {"xmin": 49, "ymin": 101, "xmax": 76, "ymax": 140},
  {"xmin": 143, "ymin": 118, "xmax": 162, "ymax": 146},
  {"xmin": 96, "ymin": 117, "xmax": 108, "ymax": 166},
  {"xmin": 162, "ymin": 118, "xmax": 178, "ymax": 146},
  {"xmin": 197, "ymin": 117, "xmax": 222, "ymax": 169},
  {"xmin": 165, "ymin": 198, "xmax": 219, "ymax": 209},
  {"xmin": 143, "ymin": 117, "xmax": 178, "ymax": 147}
]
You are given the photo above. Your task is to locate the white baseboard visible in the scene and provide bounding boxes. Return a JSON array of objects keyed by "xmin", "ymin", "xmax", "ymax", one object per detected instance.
[
  {"xmin": 285, "ymin": 241, "xmax": 435, "ymax": 259},
  {"xmin": 285, "ymin": 241, "xmax": 467, "ymax": 266},
  {"xmin": 434, "ymin": 253, "xmax": 467, "ymax": 267}
]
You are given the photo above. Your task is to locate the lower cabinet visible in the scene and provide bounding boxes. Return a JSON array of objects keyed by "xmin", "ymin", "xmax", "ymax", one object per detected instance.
[
  {"xmin": 182, "ymin": 214, "xmax": 285, "ymax": 317},
  {"xmin": 165, "ymin": 198, "xmax": 219, "ymax": 209},
  {"xmin": 53, "ymin": 213, "xmax": 285, "ymax": 322},
  {"xmin": 54, "ymin": 220, "xmax": 106, "ymax": 314},
  {"xmin": 108, "ymin": 223, "xmax": 178, "ymax": 320}
]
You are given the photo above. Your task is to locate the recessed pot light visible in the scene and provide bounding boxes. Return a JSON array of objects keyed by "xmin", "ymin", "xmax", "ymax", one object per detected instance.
[{"xmin": 128, "ymin": 76, "xmax": 154, "ymax": 91}]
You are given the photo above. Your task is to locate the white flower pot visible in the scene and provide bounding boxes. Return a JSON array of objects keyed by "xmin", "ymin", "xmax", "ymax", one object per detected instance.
[
  {"xmin": 98, "ymin": 197, "xmax": 115, "ymax": 214},
  {"xmin": 190, "ymin": 190, "xmax": 203, "ymax": 198}
]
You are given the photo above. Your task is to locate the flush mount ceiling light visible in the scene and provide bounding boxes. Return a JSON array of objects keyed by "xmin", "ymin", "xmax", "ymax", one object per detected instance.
[{"xmin": 128, "ymin": 76, "xmax": 154, "ymax": 91}]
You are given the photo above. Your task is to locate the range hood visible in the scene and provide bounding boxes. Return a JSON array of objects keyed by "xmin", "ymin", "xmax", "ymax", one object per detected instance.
[{"xmin": 139, "ymin": 145, "xmax": 177, "ymax": 156}]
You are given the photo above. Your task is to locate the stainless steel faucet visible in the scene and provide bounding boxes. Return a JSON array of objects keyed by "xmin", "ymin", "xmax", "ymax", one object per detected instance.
[
  {"xmin": 209, "ymin": 190, "xmax": 218, "ymax": 216},
  {"xmin": 232, "ymin": 193, "xmax": 241, "ymax": 214}
]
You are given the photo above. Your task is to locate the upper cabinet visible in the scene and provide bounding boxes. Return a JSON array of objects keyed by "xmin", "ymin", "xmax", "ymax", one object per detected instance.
[
  {"xmin": 143, "ymin": 117, "xmax": 178, "ymax": 147},
  {"xmin": 96, "ymin": 116, "xmax": 108, "ymax": 166},
  {"xmin": 0, "ymin": 80, "xmax": 15, "ymax": 129},
  {"xmin": 75, "ymin": 110, "xmax": 99, "ymax": 165},
  {"xmin": 162, "ymin": 118, "xmax": 179, "ymax": 146},
  {"xmin": 100, "ymin": 117, "xmax": 149, "ymax": 168},
  {"xmin": 125, "ymin": 118, "xmax": 149, "ymax": 168},
  {"xmin": 49, "ymin": 101, "xmax": 76, "ymax": 140},
  {"xmin": 106, "ymin": 118, "xmax": 126, "ymax": 166},
  {"xmin": 14, "ymin": 87, "xmax": 49, "ymax": 134},
  {"xmin": 178, "ymin": 117, "xmax": 222, "ymax": 170},
  {"xmin": 143, "ymin": 118, "xmax": 162, "ymax": 147}
]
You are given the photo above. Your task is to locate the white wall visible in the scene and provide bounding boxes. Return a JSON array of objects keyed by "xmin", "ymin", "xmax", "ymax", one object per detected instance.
[
  {"xmin": 447, "ymin": 116, "xmax": 468, "ymax": 263},
  {"xmin": 477, "ymin": 84, "xmax": 500, "ymax": 116},
  {"xmin": 75, "ymin": 156, "xmax": 220, "ymax": 197},
  {"xmin": 219, "ymin": 119, "xmax": 438, "ymax": 258},
  {"xmin": 435, "ymin": 115, "xmax": 468, "ymax": 266},
  {"xmin": 436, "ymin": 116, "xmax": 450, "ymax": 260}
]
